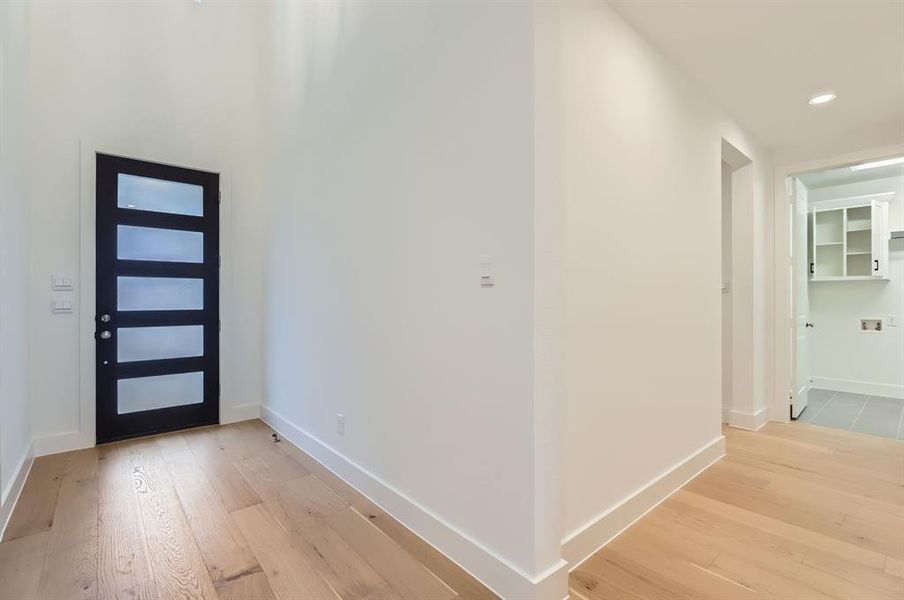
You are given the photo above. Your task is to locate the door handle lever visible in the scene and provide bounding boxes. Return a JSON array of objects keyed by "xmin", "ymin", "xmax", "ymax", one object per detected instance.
[{"xmin": 805, "ymin": 322, "xmax": 814, "ymax": 328}]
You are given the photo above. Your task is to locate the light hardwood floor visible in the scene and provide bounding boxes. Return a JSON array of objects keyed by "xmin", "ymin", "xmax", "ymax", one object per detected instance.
[
  {"xmin": 571, "ymin": 422, "xmax": 904, "ymax": 600},
  {"xmin": 0, "ymin": 420, "xmax": 498, "ymax": 600},
  {"xmin": 4, "ymin": 420, "xmax": 902, "ymax": 599}
]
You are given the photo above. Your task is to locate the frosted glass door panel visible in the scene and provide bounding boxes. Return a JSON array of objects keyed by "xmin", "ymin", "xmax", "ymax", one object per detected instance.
[
  {"xmin": 117, "ymin": 371, "xmax": 204, "ymax": 414},
  {"xmin": 118, "ymin": 325, "xmax": 203, "ymax": 363},
  {"xmin": 118, "ymin": 174, "xmax": 204, "ymax": 216},
  {"xmin": 118, "ymin": 276, "xmax": 203, "ymax": 311},
  {"xmin": 118, "ymin": 225, "xmax": 203, "ymax": 263}
]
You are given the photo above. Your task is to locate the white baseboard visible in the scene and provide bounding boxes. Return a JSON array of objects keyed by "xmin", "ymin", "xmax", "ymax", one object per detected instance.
[
  {"xmin": 728, "ymin": 406, "xmax": 770, "ymax": 431},
  {"xmin": 0, "ymin": 441, "xmax": 35, "ymax": 539},
  {"xmin": 561, "ymin": 435, "xmax": 725, "ymax": 567},
  {"xmin": 32, "ymin": 430, "xmax": 93, "ymax": 457},
  {"xmin": 261, "ymin": 404, "xmax": 568, "ymax": 600},
  {"xmin": 31, "ymin": 403, "xmax": 261, "ymax": 458},
  {"xmin": 811, "ymin": 377, "xmax": 904, "ymax": 400},
  {"xmin": 222, "ymin": 402, "xmax": 261, "ymax": 424}
]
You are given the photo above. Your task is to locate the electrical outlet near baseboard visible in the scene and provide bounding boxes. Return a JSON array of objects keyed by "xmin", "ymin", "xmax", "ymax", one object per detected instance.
[{"xmin": 337, "ymin": 413, "xmax": 346, "ymax": 436}]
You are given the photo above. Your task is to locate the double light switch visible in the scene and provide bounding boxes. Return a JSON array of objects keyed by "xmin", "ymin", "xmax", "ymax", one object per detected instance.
[{"xmin": 51, "ymin": 275, "xmax": 75, "ymax": 314}]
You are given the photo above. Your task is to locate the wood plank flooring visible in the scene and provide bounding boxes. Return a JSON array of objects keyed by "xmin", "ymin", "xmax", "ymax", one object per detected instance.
[
  {"xmin": 0, "ymin": 420, "xmax": 497, "ymax": 600},
  {"xmin": 4, "ymin": 419, "xmax": 901, "ymax": 599},
  {"xmin": 571, "ymin": 422, "xmax": 904, "ymax": 600}
]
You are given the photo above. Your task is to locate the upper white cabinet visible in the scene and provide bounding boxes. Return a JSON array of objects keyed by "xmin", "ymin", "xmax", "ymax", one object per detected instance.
[{"xmin": 808, "ymin": 193, "xmax": 891, "ymax": 281}]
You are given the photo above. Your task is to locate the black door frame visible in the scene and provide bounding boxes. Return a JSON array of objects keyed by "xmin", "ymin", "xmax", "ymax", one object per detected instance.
[{"xmin": 95, "ymin": 153, "xmax": 220, "ymax": 444}]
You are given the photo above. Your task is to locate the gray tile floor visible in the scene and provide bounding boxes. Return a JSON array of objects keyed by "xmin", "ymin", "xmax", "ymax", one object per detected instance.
[{"xmin": 796, "ymin": 388, "xmax": 904, "ymax": 440}]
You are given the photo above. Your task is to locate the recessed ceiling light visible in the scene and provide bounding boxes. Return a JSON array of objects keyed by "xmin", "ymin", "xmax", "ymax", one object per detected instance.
[
  {"xmin": 808, "ymin": 92, "xmax": 836, "ymax": 106},
  {"xmin": 849, "ymin": 156, "xmax": 904, "ymax": 171}
]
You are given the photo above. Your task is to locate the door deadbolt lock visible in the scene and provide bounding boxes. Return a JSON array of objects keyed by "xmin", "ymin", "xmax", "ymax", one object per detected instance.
[{"xmin": 98, "ymin": 330, "xmax": 112, "ymax": 340}]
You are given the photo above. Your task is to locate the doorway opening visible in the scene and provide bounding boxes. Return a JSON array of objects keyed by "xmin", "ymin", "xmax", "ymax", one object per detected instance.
[
  {"xmin": 787, "ymin": 157, "xmax": 903, "ymax": 439},
  {"xmin": 95, "ymin": 154, "xmax": 220, "ymax": 443},
  {"xmin": 721, "ymin": 140, "xmax": 761, "ymax": 430}
]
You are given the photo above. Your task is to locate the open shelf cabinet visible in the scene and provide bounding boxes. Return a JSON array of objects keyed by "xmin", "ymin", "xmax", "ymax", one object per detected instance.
[{"xmin": 809, "ymin": 193, "xmax": 890, "ymax": 281}]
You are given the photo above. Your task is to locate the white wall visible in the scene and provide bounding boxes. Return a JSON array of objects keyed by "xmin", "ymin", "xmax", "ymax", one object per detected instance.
[
  {"xmin": 12, "ymin": 1, "xmax": 779, "ymax": 595},
  {"xmin": 25, "ymin": 1, "xmax": 268, "ymax": 452},
  {"xmin": 261, "ymin": 2, "xmax": 564, "ymax": 598},
  {"xmin": 0, "ymin": 0, "xmax": 31, "ymax": 508},
  {"xmin": 807, "ymin": 175, "xmax": 904, "ymax": 397},
  {"xmin": 535, "ymin": 0, "xmax": 772, "ymax": 562}
]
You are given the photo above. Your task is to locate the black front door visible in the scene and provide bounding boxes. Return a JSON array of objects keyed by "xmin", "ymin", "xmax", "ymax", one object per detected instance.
[{"xmin": 95, "ymin": 154, "xmax": 219, "ymax": 444}]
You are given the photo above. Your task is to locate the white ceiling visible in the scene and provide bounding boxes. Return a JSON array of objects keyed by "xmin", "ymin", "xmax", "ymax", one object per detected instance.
[
  {"xmin": 608, "ymin": 0, "xmax": 904, "ymax": 152},
  {"xmin": 798, "ymin": 160, "xmax": 904, "ymax": 188}
]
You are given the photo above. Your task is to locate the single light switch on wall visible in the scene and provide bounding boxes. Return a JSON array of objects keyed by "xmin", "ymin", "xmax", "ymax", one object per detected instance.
[
  {"xmin": 51, "ymin": 275, "xmax": 74, "ymax": 291},
  {"xmin": 51, "ymin": 299, "xmax": 73, "ymax": 314},
  {"xmin": 480, "ymin": 254, "xmax": 495, "ymax": 287}
]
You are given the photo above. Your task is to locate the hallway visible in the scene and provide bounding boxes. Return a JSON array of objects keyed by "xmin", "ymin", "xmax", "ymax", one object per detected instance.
[
  {"xmin": 3, "ymin": 418, "xmax": 902, "ymax": 599},
  {"xmin": 571, "ymin": 423, "xmax": 904, "ymax": 599},
  {"xmin": 1, "ymin": 2, "xmax": 902, "ymax": 598}
]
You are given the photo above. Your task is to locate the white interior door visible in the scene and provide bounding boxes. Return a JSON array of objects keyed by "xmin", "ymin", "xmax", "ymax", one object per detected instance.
[{"xmin": 791, "ymin": 177, "xmax": 811, "ymax": 419}]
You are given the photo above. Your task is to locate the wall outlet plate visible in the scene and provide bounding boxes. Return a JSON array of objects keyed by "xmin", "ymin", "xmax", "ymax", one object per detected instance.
[
  {"xmin": 860, "ymin": 318, "xmax": 883, "ymax": 332},
  {"xmin": 337, "ymin": 413, "xmax": 345, "ymax": 436}
]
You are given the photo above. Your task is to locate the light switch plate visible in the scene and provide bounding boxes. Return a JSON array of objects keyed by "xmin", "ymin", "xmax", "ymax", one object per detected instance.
[
  {"xmin": 51, "ymin": 299, "xmax": 73, "ymax": 314},
  {"xmin": 51, "ymin": 276, "xmax": 74, "ymax": 291},
  {"xmin": 480, "ymin": 254, "xmax": 495, "ymax": 287}
]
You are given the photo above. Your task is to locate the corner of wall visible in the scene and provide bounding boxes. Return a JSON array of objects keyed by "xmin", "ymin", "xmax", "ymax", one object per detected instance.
[
  {"xmin": 32, "ymin": 431, "xmax": 92, "ymax": 458},
  {"xmin": 561, "ymin": 435, "xmax": 725, "ymax": 568},
  {"xmin": 727, "ymin": 407, "xmax": 770, "ymax": 431},
  {"xmin": 261, "ymin": 403, "xmax": 568, "ymax": 600},
  {"xmin": 222, "ymin": 402, "xmax": 262, "ymax": 424},
  {"xmin": 0, "ymin": 439, "xmax": 34, "ymax": 539}
]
